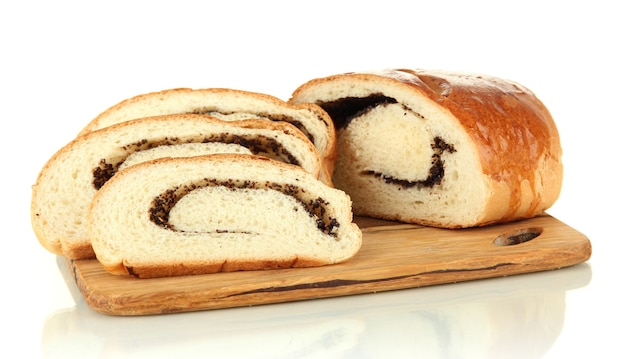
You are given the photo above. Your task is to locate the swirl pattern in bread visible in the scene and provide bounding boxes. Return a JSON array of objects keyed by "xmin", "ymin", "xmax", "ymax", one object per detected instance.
[
  {"xmin": 80, "ymin": 87, "xmax": 337, "ymax": 183},
  {"xmin": 31, "ymin": 114, "xmax": 323, "ymax": 259},
  {"xmin": 289, "ymin": 69, "xmax": 563, "ymax": 228},
  {"xmin": 88, "ymin": 154, "xmax": 361, "ymax": 278}
]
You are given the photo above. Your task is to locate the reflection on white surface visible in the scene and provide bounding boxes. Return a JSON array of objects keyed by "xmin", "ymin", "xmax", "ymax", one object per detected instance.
[{"xmin": 42, "ymin": 257, "xmax": 591, "ymax": 359}]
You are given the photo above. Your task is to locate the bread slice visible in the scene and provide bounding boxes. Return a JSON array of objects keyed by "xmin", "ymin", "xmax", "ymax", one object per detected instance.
[
  {"xmin": 31, "ymin": 114, "xmax": 323, "ymax": 259},
  {"xmin": 88, "ymin": 154, "xmax": 362, "ymax": 278},
  {"xmin": 80, "ymin": 87, "xmax": 337, "ymax": 183},
  {"xmin": 289, "ymin": 68, "xmax": 563, "ymax": 228}
]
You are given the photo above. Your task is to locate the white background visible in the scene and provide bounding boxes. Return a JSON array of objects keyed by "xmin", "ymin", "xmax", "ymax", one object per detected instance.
[{"xmin": 2, "ymin": 1, "xmax": 623, "ymax": 358}]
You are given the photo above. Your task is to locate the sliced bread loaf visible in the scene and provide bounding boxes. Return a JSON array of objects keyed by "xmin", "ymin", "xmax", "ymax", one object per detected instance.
[
  {"xmin": 88, "ymin": 154, "xmax": 362, "ymax": 278},
  {"xmin": 31, "ymin": 114, "xmax": 322, "ymax": 259},
  {"xmin": 80, "ymin": 87, "xmax": 337, "ymax": 183},
  {"xmin": 289, "ymin": 69, "xmax": 563, "ymax": 228}
]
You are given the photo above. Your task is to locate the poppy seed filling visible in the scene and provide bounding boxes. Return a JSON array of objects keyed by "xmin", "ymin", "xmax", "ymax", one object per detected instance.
[
  {"xmin": 319, "ymin": 94, "xmax": 456, "ymax": 189},
  {"xmin": 92, "ymin": 134, "xmax": 300, "ymax": 190},
  {"xmin": 317, "ymin": 93, "xmax": 398, "ymax": 129},
  {"xmin": 190, "ymin": 109, "xmax": 314, "ymax": 143},
  {"xmin": 363, "ymin": 137, "xmax": 456, "ymax": 189},
  {"xmin": 149, "ymin": 179, "xmax": 340, "ymax": 237}
]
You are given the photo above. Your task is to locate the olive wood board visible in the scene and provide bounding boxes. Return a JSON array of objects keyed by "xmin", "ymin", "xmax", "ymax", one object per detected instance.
[{"xmin": 66, "ymin": 214, "xmax": 591, "ymax": 316}]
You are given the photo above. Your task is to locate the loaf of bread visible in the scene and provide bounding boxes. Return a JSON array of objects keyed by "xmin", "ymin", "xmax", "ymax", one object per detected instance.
[
  {"xmin": 289, "ymin": 68, "xmax": 563, "ymax": 228},
  {"xmin": 80, "ymin": 87, "xmax": 337, "ymax": 183},
  {"xmin": 88, "ymin": 154, "xmax": 362, "ymax": 278},
  {"xmin": 31, "ymin": 114, "xmax": 323, "ymax": 259}
]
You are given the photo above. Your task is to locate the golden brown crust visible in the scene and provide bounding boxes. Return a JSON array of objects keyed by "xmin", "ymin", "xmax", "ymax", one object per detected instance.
[
  {"xmin": 291, "ymin": 68, "xmax": 563, "ymax": 226},
  {"xmin": 387, "ymin": 69, "xmax": 562, "ymax": 224}
]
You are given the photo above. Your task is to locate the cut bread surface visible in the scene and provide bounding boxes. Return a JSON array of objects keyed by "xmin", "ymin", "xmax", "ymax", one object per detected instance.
[
  {"xmin": 289, "ymin": 69, "xmax": 563, "ymax": 228},
  {"xmin": 31, "ymin": 114, "xmax": 323, "ymax": 259},
  {"xmin": 88, "ymin": 154, "xmax": 362, "ymax": 278},
  {"xmin": 80, "ymin": 87, "xmax": 337, "ymax": 182}
]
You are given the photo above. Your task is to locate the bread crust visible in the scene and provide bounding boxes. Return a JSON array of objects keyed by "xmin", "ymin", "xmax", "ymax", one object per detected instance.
[
  {"xmin": 88, "ymin": 154, "xmax": 362, "ymax": 278},
  {"xmin": 106, "ymin": 256, "xmax": 334, "ymax": 278},
  {"xmin": 81, "ymin": 87, "xmax": 337, "ymax": 184},
  {"xmin": 291, "ymin": 69, "xmax": 563, "ymax": 227},
  {"xmin": 31, "ymin": 114, "xmax": 325, "ymax": 259}
]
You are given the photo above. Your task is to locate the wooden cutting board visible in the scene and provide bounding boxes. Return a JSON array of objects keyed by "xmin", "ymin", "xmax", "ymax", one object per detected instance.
[{"xmin": 67, "ymin": 214, "xmax": 591, "ymax": 316}]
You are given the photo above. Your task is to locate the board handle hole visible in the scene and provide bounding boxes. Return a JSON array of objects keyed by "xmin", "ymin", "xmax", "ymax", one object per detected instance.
[{"xmin": 493, "ymin": 227, "xmax": 542, "ymax": 246}]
